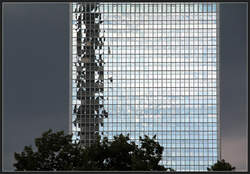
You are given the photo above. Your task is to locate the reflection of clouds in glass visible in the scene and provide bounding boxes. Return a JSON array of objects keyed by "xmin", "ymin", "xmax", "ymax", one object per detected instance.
[{"xmin": 72, "ymin": 2, "xmax": 218, "ymax": 171}]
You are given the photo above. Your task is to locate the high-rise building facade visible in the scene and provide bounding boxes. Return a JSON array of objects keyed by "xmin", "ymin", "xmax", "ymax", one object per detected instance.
[{"xmin": 70, "ymin": 2, "xmax": 220, "ymax": 171}]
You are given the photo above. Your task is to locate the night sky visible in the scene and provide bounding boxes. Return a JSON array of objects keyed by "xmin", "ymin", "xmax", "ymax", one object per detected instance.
[{"xmin": 2, "ymin": 3, "xmax": 248, "ymax": 171}]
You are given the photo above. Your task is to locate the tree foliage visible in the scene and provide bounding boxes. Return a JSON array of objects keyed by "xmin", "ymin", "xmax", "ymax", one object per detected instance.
[
  {"xmin": 14, "ymin": 129, "xmax": 173, "ymax": 171},
  {"xmin": 207, "ymin": 159, "xmax": 236, "ymax": 171}
]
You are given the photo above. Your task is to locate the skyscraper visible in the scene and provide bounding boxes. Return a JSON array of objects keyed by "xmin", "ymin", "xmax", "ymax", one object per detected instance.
[{"xmin": 70, "ymin": 2, "xmax": 220, "ymax": 171}]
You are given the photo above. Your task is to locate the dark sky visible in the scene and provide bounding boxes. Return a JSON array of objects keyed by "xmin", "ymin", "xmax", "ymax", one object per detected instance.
[
  {"xmin": 219, "ymin": 3, "xmax": 248, "ymax": 171},
  {"xmin": 2, "ymin": 3, "xmax": 248, "ymax": 171}
]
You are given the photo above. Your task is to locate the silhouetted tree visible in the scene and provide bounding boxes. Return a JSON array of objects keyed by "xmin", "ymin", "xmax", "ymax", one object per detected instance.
[
  {"xmin": 14, "ymin": 129, "xmax": 174, "ymax": 171},
  {"xmin": 207, "ymin": 159, "xmax": 236, "ymax": 171},
  {"xmin": 13, "ymin": 129, "xmax": 82, "ymax": 171}
]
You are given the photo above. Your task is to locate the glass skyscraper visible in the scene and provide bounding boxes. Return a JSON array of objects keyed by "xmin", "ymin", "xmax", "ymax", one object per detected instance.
[{"xmin": 70, "ymin": 2, "xmax": 220, "ymax": 171}]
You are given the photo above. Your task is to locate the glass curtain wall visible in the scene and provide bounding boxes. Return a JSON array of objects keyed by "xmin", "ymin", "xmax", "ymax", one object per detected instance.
[{"xmin": 70, "ymin": 2, "xmax": 219, "ymax": 171}]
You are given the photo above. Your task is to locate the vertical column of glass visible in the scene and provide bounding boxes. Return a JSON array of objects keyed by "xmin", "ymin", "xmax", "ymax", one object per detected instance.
[{"xmin": 71, "ymin": 2, "xmax": 107, "ymax": 147}]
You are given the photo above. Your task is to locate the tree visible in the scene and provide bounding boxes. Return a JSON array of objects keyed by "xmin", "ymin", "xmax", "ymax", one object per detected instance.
[
  {"xmin": 14, "ymin": 129, "xmax": 173, "ymax": 171},
  {"xmin": 13, "ymin": 129, "xmax": 83, "ymax": 171},
  {"xmin": 131, "ymin": 135, "xmax": 165, "ymax": 171},
  {"xmin": 207, "ymin": 159, "xmax": 236, "ymax": 171}
]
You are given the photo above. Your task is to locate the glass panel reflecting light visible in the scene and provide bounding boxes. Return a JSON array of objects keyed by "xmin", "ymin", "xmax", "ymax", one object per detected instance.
[{"xmin": 71, "ymin": 2, "xmax": 219, "ymax": 171}]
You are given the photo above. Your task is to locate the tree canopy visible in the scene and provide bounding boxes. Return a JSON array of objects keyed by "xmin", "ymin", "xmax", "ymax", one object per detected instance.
[
  {"xmin": 207, "ymin": 159, "xmax": 236, "ymax": 171},
  {"xmin": 14, "ymin": 129, "xmax": 173, "ymax": 171}
]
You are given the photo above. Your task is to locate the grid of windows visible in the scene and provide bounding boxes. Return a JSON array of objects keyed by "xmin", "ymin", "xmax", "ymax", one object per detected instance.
[{"xmin": 70, "ymin": 2, "xmax": 219, "ymax": 171}]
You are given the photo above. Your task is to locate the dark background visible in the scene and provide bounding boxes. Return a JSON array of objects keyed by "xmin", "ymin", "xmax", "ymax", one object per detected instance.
[{"xmin": 2, "ymin": 3, "xmax": 248, "ymax": 171}]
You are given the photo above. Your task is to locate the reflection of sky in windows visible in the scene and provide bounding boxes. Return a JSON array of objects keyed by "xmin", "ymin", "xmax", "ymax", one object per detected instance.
[{"xmin": 72, "ymin": 2, "xmax": 218, "ymax": 172}]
